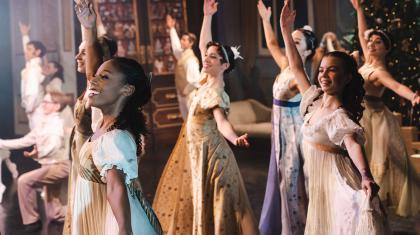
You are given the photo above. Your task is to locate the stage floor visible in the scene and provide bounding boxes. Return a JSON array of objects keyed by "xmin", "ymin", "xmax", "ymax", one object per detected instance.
[{"xmin": 1, "ymin": 139, "xmax": 419, "ymax": 235}]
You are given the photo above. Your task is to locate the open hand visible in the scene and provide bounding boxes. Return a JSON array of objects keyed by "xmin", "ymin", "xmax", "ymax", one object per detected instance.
[
  {"xmin": 75, "ymin": 0, "xmax": 96, "ymax": 29},
  {"xmin": 166, "ymin": 14, "xmax": 176, "ymax": 29},
  {"xmin": 280, "ymin": 0, "xmax": 295, "ymax": 33},
  {"xmin": 235, "ymin": 133, "xmax": 250, "ymax": 147},
  {"xmin": 203, "ymin": 0, "xmax": 218, "ymax": 16},
  {"xmin": 19, "ymin": 21, "xmax": 30, "ymax": 36},
  {"xmin": 257, "ymin": 0, "xmax": 271, "ymax": 22}
]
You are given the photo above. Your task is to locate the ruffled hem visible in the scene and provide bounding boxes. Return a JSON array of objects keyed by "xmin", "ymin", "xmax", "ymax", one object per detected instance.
[
  {"xmin": 92, "ymin": 129, "xmax": 138, "ymax": 185},
  {"xmin": 100, "ymin": 163, "xmax": 137, "ymax": 185},
  {"xmin": 326, "ymin": 114, "xmax": 365, "ymax": 148}
]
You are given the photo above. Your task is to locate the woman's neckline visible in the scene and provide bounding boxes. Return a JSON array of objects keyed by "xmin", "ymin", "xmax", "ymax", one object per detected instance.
[
  {"xmin": 89, "ymin": 128, "xmax": 117, "ymax": 142},
  {"xmin": 305, "ymin": 106, "xmax": 344, "ymax": 127}
]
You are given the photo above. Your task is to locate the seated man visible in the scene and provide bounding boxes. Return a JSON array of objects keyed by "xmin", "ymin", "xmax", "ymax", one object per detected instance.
[{"xmin": 0, "ymin": 91, "xmax": 71, "ymax": 232}]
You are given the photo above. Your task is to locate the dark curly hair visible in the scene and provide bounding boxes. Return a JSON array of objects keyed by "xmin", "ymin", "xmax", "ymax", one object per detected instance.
[
  {"xmin": 206, "ymin": 41, "xmax": 236, "ymax": 74},
  {"xmin": 107, "ymin": 57, "xmax": 151, "ymax": 156},
  {"xmin": 324, "ymin": 51, "xmax": 365, "ymax": 125}
]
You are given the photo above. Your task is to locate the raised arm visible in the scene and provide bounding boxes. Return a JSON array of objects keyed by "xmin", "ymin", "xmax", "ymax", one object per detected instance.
[
  {"xmin": 93, "ymin": 0, "xmax": 107, "ymax": 36},
  {"xmin": 19, "ymin": 22, "xmax": 31, "ymax": 62},
  {"xmin": 199, "ymin": 0, "xmax": 218, "ymax": 60},
  {"xmin": 377, "ymin": 70, "xmax": 420, "ymax": 106},
  {"xmin": 280, "ymin": 0, "xmax": 310, "ymax": 93},
  {"xmin": 350, "ymin": 0, "xmax": 369, "ymax": 61},
  {"xmin": 257, "ymin": 0, "xmax": 288, "ymax": 70},
  {"xmin": 166, "ymin": 15, "xmax": 183, "ymax": 59},
  {"xmin": 325, "ymin": 37, "xmax": 335, "ymax": 52},
  {"xmin": 75, "ymin": 0, "xmax": 101, "ymax": 81}
]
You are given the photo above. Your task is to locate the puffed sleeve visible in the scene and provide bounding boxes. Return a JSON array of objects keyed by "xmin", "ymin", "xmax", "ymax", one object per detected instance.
[
  {"xmin": 325, "ymin": 110, "xmax": 365, "ymax": 149},
  {"xmin": 300, "ymin": 85, "xmax": 323, "ymax": 117},
  {"xmin": 199, "ymin": 87, "xmax": 230, "ymax": 114},
  {"xmin": 93, "ymin": 129, "xmax": 138, "ymax": 185}
]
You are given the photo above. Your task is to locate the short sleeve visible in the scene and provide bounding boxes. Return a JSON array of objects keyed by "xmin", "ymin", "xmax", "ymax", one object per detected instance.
[
  {"xmin": 325, "ymin": 110, "xmax": 365, "ymax": 149},
  {"xmin": 199, "ymin": 87, "xmax": 230, "ymax": 113},
  {"xmin": 300, "ymin": 85, "xmax": 323, "ymax": 117},
  {"xmin": 93, "ymin": 130, "xmax": 138, "ymax": 185}
]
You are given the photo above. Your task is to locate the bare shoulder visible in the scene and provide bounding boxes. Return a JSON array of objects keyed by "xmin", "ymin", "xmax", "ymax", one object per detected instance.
[{"xmin": 373, "ymin": 68, "xmax": 394, "ymax": 82}]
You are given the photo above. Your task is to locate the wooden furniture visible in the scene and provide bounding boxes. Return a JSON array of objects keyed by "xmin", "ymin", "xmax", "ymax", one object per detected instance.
[
  {"xmin": 97, "ymin": 0, "xmax": 141, "ymax": 60},
  {"xmin": 227, "ymin": 99, "xmax": 272, "ymax": 138}
]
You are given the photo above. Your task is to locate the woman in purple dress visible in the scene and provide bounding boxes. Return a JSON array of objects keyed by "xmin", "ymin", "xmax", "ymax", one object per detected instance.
[{"xmin": 257, "ymin": 1, "xmax": 317, "ymax": 234}]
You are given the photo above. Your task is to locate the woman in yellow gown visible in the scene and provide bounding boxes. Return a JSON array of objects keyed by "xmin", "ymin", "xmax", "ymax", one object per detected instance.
[{"xmin": 153, "ymin": 0, "xmax": 259, "ymax": 234}]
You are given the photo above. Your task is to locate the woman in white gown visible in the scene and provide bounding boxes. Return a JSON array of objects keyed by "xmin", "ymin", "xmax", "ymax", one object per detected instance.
[{"xmin": 280, "ymin": 1, "xmax": 389, "ymax": 234}]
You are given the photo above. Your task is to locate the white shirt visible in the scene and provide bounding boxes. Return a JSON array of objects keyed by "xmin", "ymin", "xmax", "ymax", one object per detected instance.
[
  {"xmin": 169, "ymin": 28, "xmax": 201, "ymax": 88},
  {"xmin": 0, "ymin": 112, "xmax": 67, "ymax": 165},
  {"xmin": 20, "ymin": 35, "xmax": 45, "ymax": 114},
  {"xmin": 45, "ymin": 77, "xmax": 63, "ymax": 93}
]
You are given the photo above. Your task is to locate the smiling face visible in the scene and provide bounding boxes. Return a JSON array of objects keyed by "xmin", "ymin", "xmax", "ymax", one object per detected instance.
[
  {"xmin": 317, "ymin": 56, "xmax": 350, "ymax": 95},
  {"xmin": 292, "ymin": 30, "xmax": 311, "ymax": 60},
  {"xmin": 367, "ymin": 34, "xmax": 389, "ymax": 58},
  {"xmin": 75, "ymin": 41, "xmax": 86, "ymax": 73},
  {"xmin": 86, "ymin": 60, "xmax": 133, "ymax": 110},
  {"xmin": 202, "ymin": 45, "xmax": 228, "ymax": 77}
]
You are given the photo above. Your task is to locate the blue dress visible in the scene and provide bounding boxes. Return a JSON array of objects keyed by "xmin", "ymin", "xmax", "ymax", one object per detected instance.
[{"xmin": 259, "ymin": 67, "xmax": 307, "ymax": 235}]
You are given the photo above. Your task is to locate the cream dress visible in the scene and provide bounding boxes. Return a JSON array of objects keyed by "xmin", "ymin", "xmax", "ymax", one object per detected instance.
[
  {"xmin": 300, "ymin": 86, "xmax": 389, "ymax": 235},
  {"xmin": 153, "ymin": 78, "xmax": 259, "ymax": 235},
  {"xmin": 359, "ymin": 64, "xmax": 420, "ymax": 216}
]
